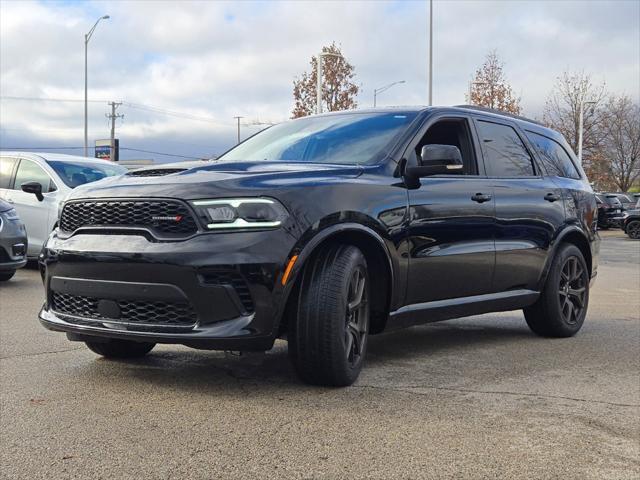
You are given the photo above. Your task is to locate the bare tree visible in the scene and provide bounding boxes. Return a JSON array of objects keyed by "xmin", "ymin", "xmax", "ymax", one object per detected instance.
[
  {"xmin": 543, "ymin": 71, "xmax": 607, "ymax": 166},
  {"xmin": 468, "ymin": 51, "xmax": 521, "ymax": 114},
  {"xmin": 292, "ymin": 43, "xmax": 359, "ymax": 118},
  {"xmin": 600, "ymin": 96, "xmax": 640, "ymax": 191}
]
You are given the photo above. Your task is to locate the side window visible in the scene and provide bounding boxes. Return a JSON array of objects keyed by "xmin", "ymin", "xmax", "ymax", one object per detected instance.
[
  {"xmin": 13, "ymin": 160, "xmax": 54, "ymax": 192},
  {"xmin": 413, "ymin": 118, "xmax": 478, "ymax": 175},
  {"xmin": 525, "ymin": 131, "xmax": 581, "ymax": 179},
  {"xmin": 476, "ymin": 120, "xmax": 535, "ymax": 177},
  {"xmin": 0, "ymin": 157, "xmax": 18, "ymax": 189}
]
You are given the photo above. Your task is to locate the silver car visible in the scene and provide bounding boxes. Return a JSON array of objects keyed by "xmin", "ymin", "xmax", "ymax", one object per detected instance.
[
  {"xmin": 0, "ymin": 152, "xmax": 127, "ymax": 258},
  {"xmin": 0, "ymin": 198, "xmax": 27, "ymax": 281}
]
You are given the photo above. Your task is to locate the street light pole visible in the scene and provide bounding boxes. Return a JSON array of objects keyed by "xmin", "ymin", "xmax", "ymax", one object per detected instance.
[
  {"xmin": 233, "ymin": 116, "xmax": 243, "ymax": 144},
  {"xmin": 428, "ymin": 0, "xmax": 433, "ymax": 106},
  {"xmin": 84, "ymin": 15, "xmax": 109, "ymax": 157},
  {"xmin": 316, "ymin": 51, "xmax": 343, "ymax": 114},
  {"xmin": 578, "ymin": 100, "xmax": 597, "ymax": 165},
  {"xmin": 373, "ymin": 80, "xmax": 406, "ymax": 107}
]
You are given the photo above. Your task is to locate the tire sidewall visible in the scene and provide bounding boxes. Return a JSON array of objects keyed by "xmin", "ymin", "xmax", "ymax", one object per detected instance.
[{"xmin": 333, "ymin": 249, "xmax": 370, "ymax": 383}]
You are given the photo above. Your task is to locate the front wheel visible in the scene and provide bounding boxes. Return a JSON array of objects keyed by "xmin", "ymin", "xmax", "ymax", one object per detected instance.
[
  {"xmin": 288, "ymin": 244, "xmax": 370, "ymax": 387},
  {"xmin": 524, "ymin": 244, "xmax": 589, "ymax": 337},
  {"xmin": 85, "ymin": 339, "xmax": 155, "ymax": 359},
  {"xmin": 626, "ymin": 220, "xmax": 640, "ymax": 239},
  {"xmin": 0, "ymin": 270, "xmax": 16, "ymax": 282}
]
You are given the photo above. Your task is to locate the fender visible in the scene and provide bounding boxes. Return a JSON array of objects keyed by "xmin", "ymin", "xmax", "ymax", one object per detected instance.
[
  {"xmin": 536, "ymin": 224, "xmax": 592, "ymax": 291},
  {"xmin": 273, "ymin": 221, "xmax": 397, "ymax": 332}
]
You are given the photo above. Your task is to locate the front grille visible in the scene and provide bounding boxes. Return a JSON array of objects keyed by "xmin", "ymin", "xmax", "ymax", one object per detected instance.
[
  {"xmin": 0, "ymin": 247, "xmax": 10, "ymax": 263},
  {"xmin": 51, "ymin": 292, "xmax": 197, "ymax": 327},
  {"xmin": 199, "ymin": 269, "xmax": 255, "ymax": 313},
  {"xmin": 59, "ymin": 200, "xmax": 198, "ymax": 236}
]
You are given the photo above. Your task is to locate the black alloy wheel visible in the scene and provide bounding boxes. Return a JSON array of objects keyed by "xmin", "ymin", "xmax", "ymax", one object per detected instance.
[
  {"xmin": 626, "ymin": 220, "xmax": 640, "ymax": 239},
  {"xmin": 558, "ymin": 255, "xmax": 588, "ymax": 325}
]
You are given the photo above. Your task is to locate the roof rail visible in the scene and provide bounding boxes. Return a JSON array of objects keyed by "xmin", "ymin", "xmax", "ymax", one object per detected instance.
[{"xmin": 454, "ymin": 105, "xmax": 544, "ymax": 126}]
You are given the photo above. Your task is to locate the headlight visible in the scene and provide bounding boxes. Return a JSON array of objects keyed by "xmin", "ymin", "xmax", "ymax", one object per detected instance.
[
  {"xmin": 57, "ymin": 201, "xmax": 66, "ymax": 223},
  {"xmin": 2, "ymin": 208, "xmax": 20, "ymax": 221},
  {"xmin": 190, "ymin": 198, "xmax": 288, "ymax": 230}
]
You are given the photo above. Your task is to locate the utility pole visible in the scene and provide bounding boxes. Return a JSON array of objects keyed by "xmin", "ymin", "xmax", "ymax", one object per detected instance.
[
  {"xmin": 106, "ymin": 101, "xmax": 123, "ymax": 161},
  {"xmin": 428, "ymin": 0, "xmax": 433, "ymax": 106},
  {"xmin": 578, "ymin": 100, "xmax": 597, "ymax": 166},
  {"xmin": 234, "ymin": 116, "xmax": 243, "ymax": 144}
]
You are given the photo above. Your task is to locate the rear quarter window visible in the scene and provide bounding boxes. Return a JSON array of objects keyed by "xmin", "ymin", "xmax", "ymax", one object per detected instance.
[{"xmin": 525, "ymin": 131, "xmax": 581, "ymax": 179}]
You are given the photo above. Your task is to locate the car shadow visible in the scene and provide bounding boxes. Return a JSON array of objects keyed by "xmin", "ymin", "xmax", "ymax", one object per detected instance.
[{"xmin": 82, "ymin": 316, "xmax": 535, "ymax": 393}]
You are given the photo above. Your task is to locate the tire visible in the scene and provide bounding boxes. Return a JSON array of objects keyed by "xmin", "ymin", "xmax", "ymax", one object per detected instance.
[
  {"xmin": 288, "ymin": 244, "xmax": 370, "ymax": 386},
  {"xmin": 626, "ymin": 220, "xmax": 640, "ymax": 239},
  {"xmin": 524, "ymin": 244, "xmax": 589, "ymax": 338},
  {"xmin": 0, "ymin": 270, "xmax": 16, "ymax": 282},
  {"xmin": 85, "ymin": 339, "xmax": 155, "ymax": 359}
]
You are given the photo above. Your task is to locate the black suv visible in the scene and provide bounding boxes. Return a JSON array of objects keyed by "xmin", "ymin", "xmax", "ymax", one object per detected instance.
[
  {"xmin": 595, "ymin": 194, "xmax": 625, "ymax": 229},
  {"xmin": 39, "ymin": 106, "xmax": 599, "ymax": 386}
]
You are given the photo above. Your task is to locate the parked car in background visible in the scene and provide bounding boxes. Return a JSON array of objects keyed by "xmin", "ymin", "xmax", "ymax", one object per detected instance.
[
  {"xmin": 612, "ymin": 192, "xmax": 637, "ymax": 211},
  {"xmin": 621, "ymin": 197, "xmax": 640, "ymax": 239},
  {"xmin": 0, "ymin": 198, "xmax": 27, "ymax": 281},
  {"xmin": 38, "ymin": 106, "xmax": 599, "ymax": 386},
  {"xmin": 595, "ymin": 194, "xmax": 625, "ymax": 229},
  {"xmin": 0, "ymin": 152, "xmax": 127, "ymax": 258}
]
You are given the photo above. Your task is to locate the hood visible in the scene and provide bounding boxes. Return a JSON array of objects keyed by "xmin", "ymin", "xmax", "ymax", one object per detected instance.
[
  {"xmin": 67, "ymin": 161, "xmax": 365, "ymax": 201},
  {"xmin": 0, "ymin": 198, "xmax": 14, "ymax": 213}
]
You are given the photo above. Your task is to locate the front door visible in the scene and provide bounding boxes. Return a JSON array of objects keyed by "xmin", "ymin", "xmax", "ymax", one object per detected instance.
[
  {"xmin": 6, "ymin": 159, "xmax": 57, "ymax": 256},
  {"xmin": 405, "ymin": 116, "xmax": 496, "ymax": 305}
]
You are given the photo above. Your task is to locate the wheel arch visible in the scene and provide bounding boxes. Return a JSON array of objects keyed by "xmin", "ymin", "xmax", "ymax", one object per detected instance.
[
  {"xmin": 279, "ymin": 223, "xmax": 395, "ymax": 336},
  {"xmin": 538, "ymin": 226, "xmax": 593, "ymax": 290}
]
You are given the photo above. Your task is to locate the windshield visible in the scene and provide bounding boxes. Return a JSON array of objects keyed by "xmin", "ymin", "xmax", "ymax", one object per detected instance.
[
  {"xmin": 218, "ymin": 112, "xmax": 418, "ymax": 165},
  {"xmin": 604, "ymin": 196, "xmax": 622, "ymax": 206},
  {"xmin": 48, "ymin": 161, "xmax": 127, "ymax": 188}
]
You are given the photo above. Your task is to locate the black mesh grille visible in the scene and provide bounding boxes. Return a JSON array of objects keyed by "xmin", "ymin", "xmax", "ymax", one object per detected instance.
[
  {"xmin": 0, "ymin": 247, "xmax": 10, "ymax": 263},
  {"xmin": 128, "ymin": 168, "xmax": 187, "ymax": 177},
  {"xmin": 51, "ymin": 292, "xmax": 197, "ymax": 326},
  {"xmin": 199, "ymin": 269, "xmax": 254, "ymax": 313},
  {"xmin": 59, "ymin": 200, "xmax": 198, "ymax": 236}
]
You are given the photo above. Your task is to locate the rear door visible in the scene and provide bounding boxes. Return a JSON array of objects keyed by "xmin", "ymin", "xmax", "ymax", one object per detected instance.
[
  {"xmin": 474, "ymin": 118, "xmax": 565, "ymax": 293},
  {"xmin": 6, "ymin": 158, "xmax": 57, "ymax": 256},
  {"xmin": 405, "ymin": 114, "xmax": 496, "ymax": 304}
]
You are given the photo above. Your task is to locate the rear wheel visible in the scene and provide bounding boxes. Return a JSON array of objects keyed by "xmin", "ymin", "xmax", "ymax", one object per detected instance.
[
  {"xmin": 288, "ymin": 244, "xmax": 369, "ymax": 387},
  {"xmin": 0, "ymin": 270, "xmax": 16, "ymax": 282},
  {"xmin": 85, "ymin": 339, "xmax": 155, "ymax": 359},
  {"xmin": 626, "ymin": 220, "xmax": 640, "ymax": 239},
  {"xmin": 524, "ymin": 244, "xmax": 589, "ymax": 337}
]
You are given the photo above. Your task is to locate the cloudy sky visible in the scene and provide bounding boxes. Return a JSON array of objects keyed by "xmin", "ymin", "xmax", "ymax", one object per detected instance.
[{"xmin": 1, "ymin": 0, "xmax": 638, "ymax": 162}]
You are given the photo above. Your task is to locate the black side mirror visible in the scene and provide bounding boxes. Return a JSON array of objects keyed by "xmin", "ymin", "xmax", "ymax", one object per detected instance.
[
  {"xmin": 21, "ymin": 181, "xmax": 44, "ymax": 201},
  {"xmin": 406, "ymin": 144, "xmax": 464, "ymax": 178}
]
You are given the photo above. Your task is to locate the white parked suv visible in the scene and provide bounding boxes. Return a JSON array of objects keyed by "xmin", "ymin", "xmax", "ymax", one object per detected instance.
[{"xmin": 0, "ymin": 152, "xmax": 127, "ymax": 258}]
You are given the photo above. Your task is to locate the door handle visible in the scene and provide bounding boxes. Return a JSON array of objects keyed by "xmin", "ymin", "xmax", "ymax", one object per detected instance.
[
  {"xmin": 544, "ymin": 193, "xmax": 560, "ymax": 202},
  {"xmin": 471, "ymin": 193, "xmax": 492, "ymax": 203}
]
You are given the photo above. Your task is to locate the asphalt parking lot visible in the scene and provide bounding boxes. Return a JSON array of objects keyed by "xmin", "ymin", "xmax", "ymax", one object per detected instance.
[{"xmin": 0, "ymin": 230, "xmax": 638, "ymax": 479}]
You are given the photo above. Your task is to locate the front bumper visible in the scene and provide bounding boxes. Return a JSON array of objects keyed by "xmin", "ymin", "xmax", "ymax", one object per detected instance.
[{"xmin": 39, "ymin": 228, "xmax": 297, "ymax": 350}]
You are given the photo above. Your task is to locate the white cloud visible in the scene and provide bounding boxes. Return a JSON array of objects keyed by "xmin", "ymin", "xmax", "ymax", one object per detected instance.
[{"xmin": 0, "ymin": 0, "xmax": 638, "ymax": 161}]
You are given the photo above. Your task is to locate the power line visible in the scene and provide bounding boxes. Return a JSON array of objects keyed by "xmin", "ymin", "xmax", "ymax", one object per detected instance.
[
  {"xmin": 0, "ymin": 95, "xmax": 230, "ymax": 126},
  {"xmin": 1, "ymin": 95, "xmax": 107, "ymax": 103},
  {"xmin": 0, "ymin": 145, "xmax": 212, "ymax": 160}
]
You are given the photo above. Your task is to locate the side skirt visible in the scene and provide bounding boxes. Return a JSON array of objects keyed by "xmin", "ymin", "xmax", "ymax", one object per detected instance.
[{"xmin": 386, "ymin": 289, "xmax": 539, "ymax": 331}]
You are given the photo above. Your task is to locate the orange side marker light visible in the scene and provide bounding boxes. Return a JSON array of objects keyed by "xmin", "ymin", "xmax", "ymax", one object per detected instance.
[{"xmin": 281, "ymin": 255, "xmax": 299, "ymax": 286}]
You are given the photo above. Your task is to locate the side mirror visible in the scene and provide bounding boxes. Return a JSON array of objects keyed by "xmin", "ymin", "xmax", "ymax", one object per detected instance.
[
  {"xmin": 406, "ymin": 144, "xmax": 464, "ymax": 178},
  {"xmin": 21, "ymin": 181, "xmax": 44, "ymax": 202}
]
